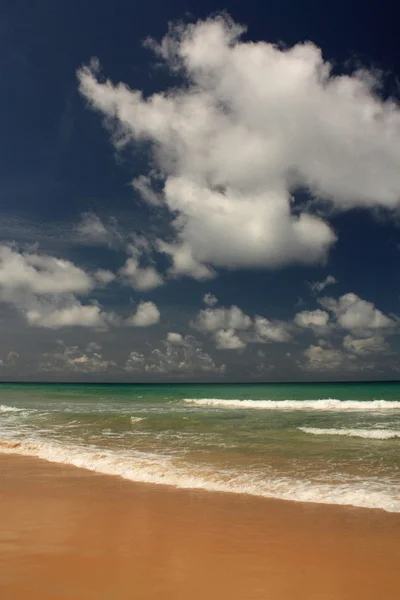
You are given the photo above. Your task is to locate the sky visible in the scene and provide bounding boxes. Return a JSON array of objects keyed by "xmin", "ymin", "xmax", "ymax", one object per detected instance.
[{"xmin": 1, "ymin": 0, "xmax": 400, "ymax": 382}]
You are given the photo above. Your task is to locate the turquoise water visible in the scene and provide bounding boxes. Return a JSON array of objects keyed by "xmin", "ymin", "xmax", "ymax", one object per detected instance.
[{"xmin": 0, "ymin": 382, "xmax": 399, "ymax": 511}]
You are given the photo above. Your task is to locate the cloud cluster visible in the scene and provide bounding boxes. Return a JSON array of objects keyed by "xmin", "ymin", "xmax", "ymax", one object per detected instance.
[
  {"xmin": 40, "ymin": 341, "xmax": 115, "ymax": 373},
  {"xmin": 319, "ymin": 293, "xmax": 394, "ymax": 335},
  {"xmin": 78, "ymin": 15, "xmax": 400, "ymax": 281},
  {"xmin": 124, "ymin": 334, "xmax": 225, "ymax": 374},
  {"xmin": 192, "ymin": 305, "xmax": 291, "ymax": 349},
  {"xmin": 301, "ymin": 343, "xmax": 352, "ymax": 372},
  {"xmin": 189, "ymin": 292, "xmax": 396, "ymax": 371},
  {"xmin": 193, "ymin": 305, "xmax": 252, "ymax": 333},
  {"xmin": 0, "ymin": 244, "xmax": 113, "ymax": 329},
  {"xmin": 297, "ymin": 293, "xmax": 395, "ymax": 370}
]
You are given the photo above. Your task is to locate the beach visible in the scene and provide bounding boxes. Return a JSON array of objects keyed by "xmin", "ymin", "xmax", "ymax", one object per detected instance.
[{"xmin": 1, "ymin": 453, "xmax": 399, "ymax": 600}]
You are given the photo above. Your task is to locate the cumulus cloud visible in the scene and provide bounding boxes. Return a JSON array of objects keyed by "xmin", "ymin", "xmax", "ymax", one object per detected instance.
[
  {"xmin": 158, "ymin": 241, "xmax": 215, "ymax": 280},
  {"xmin": 119, "ymin": 256, "xmax": 163, "ymax": 291},
  {"xmin": 126, "ymin": 301, "xmax": 160, "ymax": 327},
  {"xmin": 166, "ymin": 332, "xmax": 186, "ymax": 345},
  {"xmin": 319, "ymin": 293, "xmax": 394, "ymax": 334},
  {"xmin": 78, "ymin": 16, "xmax": 400, "ymax": 280},
  {"xmin": 301, "ymin": 344, "xmax": 350, "ymax": 372},
  {"xmin": 193, "ymin": 305, "xmax": 252, "ymax": 332},
  {"xmin": 26, "ymin": 302, "xmax": 110, "ymax": 329},
  {"xmin": 215, "ymin": 328, "xmax": 246, "ymax": 349},
  {"xmin": 343, "ymin": 334, "xmax": 389, "ymax": 356},
  {"xmin": 203, "ymin": 293, "xmax": 218, "ymax": 306},
  {"xmin": 253, "ymin": 316, "xmax": 292, "ymax": 342},
  {"xmin": 0, "ymin": 244, "xmax": 92, "ymax": 296},
  {"xmin": 309, "ymin": 275, "xmax": 337, "ymax": 295},
  {"xmin": 300, "ymin": 330, "xmax": 388, "ymax": 371},
  {"xmin": 294, "ymin": 308, "xmax": 331, "ymax": 334},
  {"xmin": 193, "ymin": 305, "xmax": 291, "ymax": 349},
  {"xmin": 0, "ymin": 244, "xmax": 115, "ymax": 329}
]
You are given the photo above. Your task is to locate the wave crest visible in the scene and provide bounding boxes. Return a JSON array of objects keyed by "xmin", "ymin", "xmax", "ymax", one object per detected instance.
[
  {"xmin": 183, "ymin": 398, "xmax": 400, "ymax": 411},
  {"xmin": 299, "ymin": 427, "xmax": 400, "ymax": 440},
  {"xmin": 0, "ymin": 405, "xmax": 24, "ymax": 413}
]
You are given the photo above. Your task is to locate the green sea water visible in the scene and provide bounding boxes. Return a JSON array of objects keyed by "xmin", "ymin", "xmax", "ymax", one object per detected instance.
[{"xmin": 0, "ymin": 382, "xmax": 399, "ymax": 511}]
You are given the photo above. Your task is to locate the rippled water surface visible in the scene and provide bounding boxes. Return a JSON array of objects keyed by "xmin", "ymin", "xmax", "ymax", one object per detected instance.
[{"xmin": 0, "ymin": 382, "xmax": 399, "ymax": 511}]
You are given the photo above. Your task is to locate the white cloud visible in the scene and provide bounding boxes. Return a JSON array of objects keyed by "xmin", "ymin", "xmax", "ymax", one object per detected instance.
[
  {"xmin": 119, "ymin": 257, "xmax": 163, "ymax": 291},
  {"xmin": 301, "ymin": 344, "xmax": 349, "ymax": 371},
  {"xmin": 124, "ymin": 351, "xmax": 146, "ymax": 372},
  {"xmin": 343, "ymin": 334, "xmax": 389, "ymax": 356},
  {"xmin": 319, "ymin": 293, "xmax": 394, "ymax": 333},
  {"xmin": 300, "ymin": 335, "xmax": 385, "ymax": 371},
  {"xmin": 203, "ymin": 293, "xmax": 218, "ymax": 306},
  {"xmin": 158, "ymin": 241, "xmax": 215, "ymax": 280},
  {"xmin": 309, "ymin": 275, "xmax": 337, "ymax": 294},
  {"xmin": 86, "ymin": 341, "xmax": 102, "ymax": 352},
  {"xmin": 124, "ymin": 337, "xmax": 225, "ymax": 374},
  {"xmin": 215, "ymin": 328, "xmax": 246, "ymax": 349},
  {"xmin": 0, "ymin": 351, "xmax": 19, "ymax": 371},
  {"xmin": 76, "ymin": 212, "xmax": 120, "ymax": 246},
  {"xmin": 132, "ymin": 175, "xmax": 163, "ymax": 206},
  {"xmin": 193, "ymin": 305, "xmax": 292, "ymax": 349},
  {"xmin": 193, "ymin": 305, "xmax": 251, "ymax": 332},
  {"xmin": 294, "ymin": 308, "xmax": 330, "ymax": 333},
  {"xmin": 166, "ymin": 332, "xmax": 186, "ymax": 345},
  {"xmin": 0, "ymin": 245, "xmax": 116, "ymax": 329},
  {"xmin": 126, "ymin": 301, "xmax": 160, "ymax": 327},
  {"xmin": 0, "ymin": 244, "xmax": 93, "ymax": 296},
  {"xmin": 79, "ymin": 16, "xmax": 400, "ymax": 280},
  {"xmin": 40, "ymin": 341, "xmax": 115, "ymax": 373},
  {"xmin": 94, "ymin": 269, "xmax": 116, "ymax": 285},
  {"xmin": 26, "ymin": 302, "xmax": 109, "ymax": 329},
  {"xmin": 253, "ymin": 316, "xmax": 292, "ymax": 342}
]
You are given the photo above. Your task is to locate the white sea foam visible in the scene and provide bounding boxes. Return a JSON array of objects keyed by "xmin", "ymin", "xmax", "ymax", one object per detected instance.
[
  {"xmin": 0, "ymin": 436, "xmax": 399, "ymax": 513},
  {"xmin": 130, "ymin": 417, "xmax": 146, "ymax": 423},
  {"xmin": 299, "ymin": 427, "xmax": 400, "ymax": 440},
  {"xmin": 184, "ymin": 398, "xmax": 400, "ymax": 411},
  {"xmin": 0, "ymin": 405, "xmax": 25, "ymax": 413}
]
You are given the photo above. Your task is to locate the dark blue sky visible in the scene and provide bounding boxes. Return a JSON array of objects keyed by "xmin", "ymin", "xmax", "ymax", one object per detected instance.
[{"xmin": 1, "ymin": 0, "xmax": 400, "ymax": 381}]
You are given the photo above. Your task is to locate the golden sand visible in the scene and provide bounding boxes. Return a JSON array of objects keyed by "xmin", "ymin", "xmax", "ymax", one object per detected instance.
[{"xmin": 0, "ymin": 453, "xmax": 399, "ymax": 599}]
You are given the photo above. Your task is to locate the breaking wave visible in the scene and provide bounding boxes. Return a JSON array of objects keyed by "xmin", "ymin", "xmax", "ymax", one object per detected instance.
[
  {"xmin": 0, "ymin": 436, "xmax": 399, "ymax": 513},
  {"xmin": 299, "ymin": 427, "xmax": 400, "ymax": 440},
  {"xmin": 183, "ymin": 399, "xmax": 400, "ymax": 411},
  {"xmin": 0, "ymin": 405, "xmax": 25, "ymax": 413}
]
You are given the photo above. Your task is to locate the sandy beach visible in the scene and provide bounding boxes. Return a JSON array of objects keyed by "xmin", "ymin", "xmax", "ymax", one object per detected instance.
[{"xmin": 0, "ymin": 453, "xmax": 399, "ymax": 599}]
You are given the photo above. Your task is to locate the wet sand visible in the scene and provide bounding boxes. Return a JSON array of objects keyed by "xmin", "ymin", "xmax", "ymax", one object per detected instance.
[{"xmin": 0, "ymin": 453, "xmax": 399, "ymax": 600}]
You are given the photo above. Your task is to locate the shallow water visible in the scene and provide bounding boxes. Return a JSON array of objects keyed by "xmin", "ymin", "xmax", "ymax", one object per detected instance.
[{"xmin": 0, "ymin": 382, "xmax": 399, "ymax": 511}]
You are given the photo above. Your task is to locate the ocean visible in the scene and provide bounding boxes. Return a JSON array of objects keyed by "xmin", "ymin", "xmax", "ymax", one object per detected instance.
[{"xmin": 0, "ymin": 382, "xmax": 399, "ymax": 512}]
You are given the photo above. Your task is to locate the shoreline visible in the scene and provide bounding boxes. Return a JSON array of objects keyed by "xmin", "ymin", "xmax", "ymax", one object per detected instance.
[
  {"xmin": 1, "ymin": 442, "xmax": 398, "ymax": 514},
  {"xmin": 1, "ymin": 453, "xmax": 400, "ymax": 599}
]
